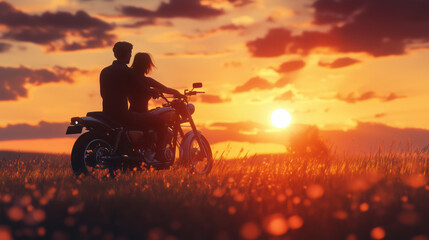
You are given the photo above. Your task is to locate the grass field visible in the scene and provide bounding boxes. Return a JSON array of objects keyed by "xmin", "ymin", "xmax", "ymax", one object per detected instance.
[{"xmin": 0, "ymin": 149, "xmax": 429, "ymax": 240}]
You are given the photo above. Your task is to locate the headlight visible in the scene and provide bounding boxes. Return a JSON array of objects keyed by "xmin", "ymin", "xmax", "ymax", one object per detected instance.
[{"xmin": 187, "ymin": 103, "xmax": 195, "ymax": 115}]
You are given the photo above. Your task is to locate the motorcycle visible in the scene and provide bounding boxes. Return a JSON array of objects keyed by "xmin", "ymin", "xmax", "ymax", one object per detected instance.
[{"xmin": 66, "ymin": 82, "xmax": 213, "ymax": 177}]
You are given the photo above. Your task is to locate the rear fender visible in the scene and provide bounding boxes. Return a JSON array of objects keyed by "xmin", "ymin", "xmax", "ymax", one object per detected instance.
[{"xmin": 81, "ymin": 116, "xmax": 115, "ymax": 132}]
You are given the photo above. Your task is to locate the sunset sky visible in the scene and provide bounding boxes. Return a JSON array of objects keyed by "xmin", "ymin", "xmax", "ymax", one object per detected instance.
[{"xmin": 1, "ymin": 0, "xmax": 429, "ymax": 155}]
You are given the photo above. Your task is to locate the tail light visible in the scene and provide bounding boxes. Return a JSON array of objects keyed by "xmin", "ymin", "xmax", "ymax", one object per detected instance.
[{"xmin": 70, "ymin": 117, "xmax": 82, "ymax": 125}]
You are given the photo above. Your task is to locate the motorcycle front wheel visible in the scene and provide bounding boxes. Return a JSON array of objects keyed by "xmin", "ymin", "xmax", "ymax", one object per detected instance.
[
  {"xmin": 71, "ymin": 132, "xmax": 115, "ymax": 177},
  {"xmin": 182, "ymin": 134, "xmax": 213, "ymax": 175}
]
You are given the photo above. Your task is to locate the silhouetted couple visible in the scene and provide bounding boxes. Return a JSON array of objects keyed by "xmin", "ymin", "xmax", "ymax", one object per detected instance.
[{"xmin": 100, "ymin": 41, "xmax": 183, "ymax": 163}]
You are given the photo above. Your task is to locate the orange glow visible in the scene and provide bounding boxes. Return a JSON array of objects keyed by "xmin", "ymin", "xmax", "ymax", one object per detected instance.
[{"xmin": 0, "ymin": 0, "xmax": 429, "ymax": 156}]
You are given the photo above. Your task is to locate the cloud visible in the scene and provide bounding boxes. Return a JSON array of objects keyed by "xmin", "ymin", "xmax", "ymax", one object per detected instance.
[
  {"xmin": 233, "ymin": 77, "xmax": 273, "ymax": 93},
  {"xmin": 276, "ymin": 60, "xmax": 306, "ymax": 73},
  {"xmin": 0, "ymin": 42, "xmax": 12, "ymax": 53},
  {"xmin": 223, "ymin": 0, "xmax": 254, "ymax": 7},
  {"xmin": 336, "ymin": 91, "xmax": 406, "ymax": 103},
  {"xmin": 374, "ymin": 113, "xmax": 386, "ymax": 118},
  {"xmin": 195, "ymin": 23, "xmax": 246, "ymax": 37},
  {"xmin": 122, "ymin": 18, "xmax": 173, "ymax": 28},
  {"xmin": 322, "ymin": 122, "xmax": 429, "ymax": 152},
  {"xmin": 274, "ymin": 90, "xmax": 295, "ymax": 101},
  {"xmin": 247, "ymin": 0, "xmax": 429, "ymax": 57},
  {"xmin": 199, "ymin": 120, "xmax": 429, "ymax": 155},
  {"xmin": 199, "ymin": 121, "xmax": 320, "ymax": 146},
  {"xmin": 233, "ymin": 76, "xmax": 294, "ymax": 93},
  {"xmin": 0, "ymin": 121, "xmax": 70, "ymax": 141},
  {"xmin": 200, "ymin": 0, "xmax": 254, "ymax": 8},
  {"xmin": 246, "ymin": 28, "xmax": 292, "ymax": 57},
  {"xmin": 210, "ymin": 121, "xmax": 264, "ymax": 132},
  {"xmin": 274, "ymin": 77, "xmax": 292, "ymax": 88},
  {"xmin": 163, "ymin": 50, "xmax": 231, "ymax": 57},
  {"xmin": 318, "ymin": 57, "xmax": 360, "ymax": 69},
  {"xmin": 0, "ymin": 66, "xmax": 77, "ymax": 101},
  {"xmin": 177, "ymin": 23, "xmax": 246, "ymax": 39},
  {"xmin": 384, "ymin": 93, "xmax": 406, "ymax": 102},
  {"xmin": 120, "ymin": 0, "xmax": 224, "ymax": 20},
  {"xmin": 197, "ymin": 94, "xmax": 231, "ymax": 104},
  {"xmin": 0, "ymin": 1, "xmax": 115, "ymax": 51}
]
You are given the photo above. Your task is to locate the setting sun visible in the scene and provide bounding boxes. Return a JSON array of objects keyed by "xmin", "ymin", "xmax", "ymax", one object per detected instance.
[{"xmin": 271, "ymin": 109, "xmax": 292, "ymax": 128}]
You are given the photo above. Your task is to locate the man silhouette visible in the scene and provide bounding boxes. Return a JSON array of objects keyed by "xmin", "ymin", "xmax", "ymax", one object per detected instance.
[{"xmin": 100, "ymin": 41, "xmax": 167, "ymax": 163}]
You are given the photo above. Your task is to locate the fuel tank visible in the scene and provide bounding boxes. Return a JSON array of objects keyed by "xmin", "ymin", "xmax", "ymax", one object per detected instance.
[{"xmin": 150, "ymin": 108, "xmax": 177, "ymax": 125}]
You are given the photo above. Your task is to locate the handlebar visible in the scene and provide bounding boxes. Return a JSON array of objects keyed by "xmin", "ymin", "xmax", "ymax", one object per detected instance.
[
  {"xmin": 186, "ymin": 91, "xmax": 205, "ymax": 96},
  {"xmin": 156, "ymin": 86, "xmax": 205, "ymax": 106}
]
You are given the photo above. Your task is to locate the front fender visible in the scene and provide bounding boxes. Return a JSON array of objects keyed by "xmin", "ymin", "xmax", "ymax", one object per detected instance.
[{"xmin": 179, "ymin": 131, "xmax": 212, "ymax": 165}]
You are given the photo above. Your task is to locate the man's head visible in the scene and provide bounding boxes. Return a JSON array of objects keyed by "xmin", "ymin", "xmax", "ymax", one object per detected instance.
[{"xmin": 113, "ymin": 41, "xmax": 133, "ymax": 64}]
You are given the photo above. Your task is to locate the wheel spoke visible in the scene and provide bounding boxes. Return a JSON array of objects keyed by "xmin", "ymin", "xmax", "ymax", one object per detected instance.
[{"xmin": 188, "ymin": 136, "xmax": 212, "ymax": 175}]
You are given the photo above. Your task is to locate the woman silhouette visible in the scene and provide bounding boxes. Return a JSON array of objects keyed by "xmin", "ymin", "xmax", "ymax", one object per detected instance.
[{"xmin": 129, "ymin": 52, "xmax": 183, "ymax": 113}]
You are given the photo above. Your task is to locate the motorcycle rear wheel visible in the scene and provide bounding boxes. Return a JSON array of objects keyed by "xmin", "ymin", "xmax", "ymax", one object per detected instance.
[{"xmin": 71, "ymin": 132, "xmax": 115, "ymax": 177}]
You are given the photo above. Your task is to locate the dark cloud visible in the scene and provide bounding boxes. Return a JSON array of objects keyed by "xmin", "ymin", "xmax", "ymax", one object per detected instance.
[
  {"xmin": 120, "ymin": 0, "xmax": 224, "ymax": 19},
  {"xmin": 198, "ymin": 94, "xmax": 231, "ymax": 104},
  {"xmin": 276, "ymin": 60, "xmax": 306, "ymax": 73},
  {"xmin": 0, "ymin": 42, "xmax": 12, "ymax": 53},
  {"xmin": 318, "ymin": 57, "xmax": 360, "ymax": 69},
  {"xmin": 0, "ymin": 1, "xmax": 115, "ymax": 51},
  {"xmin": 0, "ymin": 121, "xmax": 70, "ymax": 141},
  {"xmin": 247, "ymin": 0, "xmax": 429, "ymax": 57},
  {"xmin": 274, "ymin": 90, "xmax": 295, "ymax": 101},
  {"xmin": 0, "ymin": 66, "xmax": 76, "ymax": 101},
  {"xmin": 233, "ymin": 77, "xmax": 273, "ymax": 93},
  {"xmin": 336, "ymin": 91, "xmax": 406, "ymax": 103},
  {"xmin": 246, "ymin": 28, "xmax": 292, "ymax": 57}
]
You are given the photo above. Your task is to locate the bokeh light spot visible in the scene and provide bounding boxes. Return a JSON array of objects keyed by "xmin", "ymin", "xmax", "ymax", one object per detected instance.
[
  {"xmin": 240, "ymin": 222, "xmax": 261, "ymax": 240},
  {"xmin": 264, "ymin": 214, "xmax": 288, "ymax": 236},
  {"xmin": 370, "ymin": 227, "xmax": 386, "ymax": 240}
]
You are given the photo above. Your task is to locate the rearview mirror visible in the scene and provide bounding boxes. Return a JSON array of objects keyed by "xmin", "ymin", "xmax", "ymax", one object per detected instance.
[{"xmin": 193, "ymin": 82, "xmax": 203, "ymax": 88}]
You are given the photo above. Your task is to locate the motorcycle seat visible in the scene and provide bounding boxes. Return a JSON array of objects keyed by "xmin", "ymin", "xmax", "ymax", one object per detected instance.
[{"xmin": 86, "ymin": 111, "xmax": 122, "ymax": 128}]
